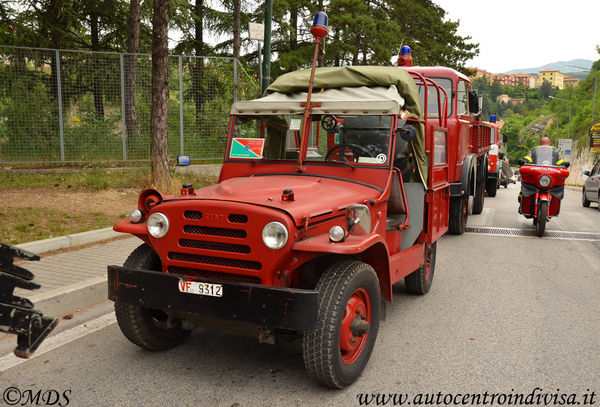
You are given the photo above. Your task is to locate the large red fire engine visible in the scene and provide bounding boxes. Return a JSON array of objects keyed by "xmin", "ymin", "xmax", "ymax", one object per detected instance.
[{"xmin": 398, "ymin": 49, "xmax": 492, "ymax": 233}]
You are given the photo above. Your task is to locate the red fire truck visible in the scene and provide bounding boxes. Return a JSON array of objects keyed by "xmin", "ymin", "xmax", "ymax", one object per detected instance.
[
  {"xmin": 107, "ymin": 16, "xmax": 476, "ymax": 388},
  {"xmin": 399, "ymin": 52, "xmax": 492, "ymax": 234}
]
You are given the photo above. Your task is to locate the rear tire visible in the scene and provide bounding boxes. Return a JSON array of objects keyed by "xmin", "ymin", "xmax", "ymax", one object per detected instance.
[
  {"xmin": 448, "ymin": 196, "xmax": 468, "ymax": 235},
  {"xmin": 115, "ymin": 244, "xmax": 191, "ymax": 351},
  {"xmin": 486, "ymin": 178, "xmax": 497, "ymax": 197},
  {"xmin": 473, "ymin": 178, "xmax": 485, "ymax": 214},
  {"xmin": 302, "ymin": 261, "xmax": 381, "ymax": 388},
  {"xmin": 405, "ymin": 242, "xmax": 437, "ymax": 295},
  {"xmin": 582, "ymin": 188, "xmax": 590, "ymax": 207},
  {"xmin": 536, "ymin": 201, "xmax": 548, "ymax": 237}
]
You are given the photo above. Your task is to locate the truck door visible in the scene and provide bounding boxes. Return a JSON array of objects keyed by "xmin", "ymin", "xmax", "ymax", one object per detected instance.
[{"xmin": 456, "ymin": 79, "xmax": 470, "ymax": 179}]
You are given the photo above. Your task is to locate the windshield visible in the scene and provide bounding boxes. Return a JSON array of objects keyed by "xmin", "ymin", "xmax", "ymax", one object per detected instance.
[
  {"xmin": 418, "ymin": 78, "xmax": 451, "ymax": 118},
  {"xmin": 228, "ymin": 114, "xmax": 393, "ymax": 166},
  {"xmin": 527, "ymin": 145, "xmax": 562, "ymax": 166}
]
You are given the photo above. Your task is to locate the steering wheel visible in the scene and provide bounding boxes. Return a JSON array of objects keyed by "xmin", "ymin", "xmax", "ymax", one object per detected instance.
[
  {"xmin": 325, "ymin": 144, "xmax": 372, "ymax": 162},
  {"xmin": 321, "ymin": 115, "xmax": 338, "ymax": 132}
]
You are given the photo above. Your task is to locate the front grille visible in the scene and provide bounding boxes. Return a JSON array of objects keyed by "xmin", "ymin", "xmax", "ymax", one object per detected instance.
[
  {"xmin": 183, "ymin": 225, "xmax": 247, "ymax": 238},
  {"xmin": 184, "ymin": 210, "xmax": 203, "ymax": 220},
  {"xmin": 168, "ymin": 266, "xmax": 261, "ymax": 284},
  {"xmin": 228, "ymin": 214, "xmax": 248, "ymax": 223},
  {"xmin": 180, "ymin": 239, "xmax": 250, "ymax": 254},
  {"xmin": 169, "ymin": 251, "xmax": 262, "ymax": 270}
]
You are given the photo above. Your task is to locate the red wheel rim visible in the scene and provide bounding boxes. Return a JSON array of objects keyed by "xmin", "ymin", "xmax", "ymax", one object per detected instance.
[{"xmin": 339, "ymin": 287, "xmax": 371, "ymax": 365}]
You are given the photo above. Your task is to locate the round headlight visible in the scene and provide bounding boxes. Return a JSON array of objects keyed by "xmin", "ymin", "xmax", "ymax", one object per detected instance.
[
  {"xmin": 147, "ymin": 212, "xmax": 169, "ymax": 238},
  {"xmin": 129, "ymin": 209, "xmax": 144, "ymax": 223},
  {"xmin": 262, "ymin": 221, "xmax": 289, "ymax": 250},
  {"xmin": 539, "ymin": 175, "xmax": 551, "ymax": 188},
  {"xmin": 329, "ymin": 225, "xmax": 345, "ymax": 242}
]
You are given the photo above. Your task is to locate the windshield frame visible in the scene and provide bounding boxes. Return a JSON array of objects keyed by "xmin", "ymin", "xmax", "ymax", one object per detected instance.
[{"xmin": 224, "ymin": 113, "xmax": 398, "ymax": 170}]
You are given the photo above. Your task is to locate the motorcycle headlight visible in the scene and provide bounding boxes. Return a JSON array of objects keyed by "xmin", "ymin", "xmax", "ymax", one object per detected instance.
[
  {"xmin": 262, "ymin": 221, "xmax": 289, "ymax": 250},
  {"xmin": 147, "ymin": 212, "xmax": 169, "ymax": 238},
  {"xmin": 539, "ymin": 175, "xmax": 551, "ymax": 188}
]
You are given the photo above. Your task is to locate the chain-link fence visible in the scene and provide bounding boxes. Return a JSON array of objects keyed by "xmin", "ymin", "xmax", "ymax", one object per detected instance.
[{"xmin": 0, "ymin": 46, "xmax": 259, "ymax": 165}]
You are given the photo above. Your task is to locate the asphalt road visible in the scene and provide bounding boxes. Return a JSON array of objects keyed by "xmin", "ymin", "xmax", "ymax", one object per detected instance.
[{"xmin": 2, "ymin": 183, "xmax": 599, "ymax": 407}]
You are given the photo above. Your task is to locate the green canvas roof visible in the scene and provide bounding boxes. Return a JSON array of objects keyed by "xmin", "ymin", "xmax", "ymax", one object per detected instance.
[{"xmin": 241, "ymin": 66, "xmax": 427, "ymax": 185}]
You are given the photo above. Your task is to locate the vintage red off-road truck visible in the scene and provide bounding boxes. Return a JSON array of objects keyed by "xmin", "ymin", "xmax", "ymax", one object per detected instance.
[
  {"xmin": 107, "ymin": 62, "xmax": 454, "ymax": 387},
  {"xmin": 107, "ymin": 15, "xmax": 474, "ymax": 386},
  {"xmin": 398, "ymin": 52, "xmax": 492, "ymax": 233}
]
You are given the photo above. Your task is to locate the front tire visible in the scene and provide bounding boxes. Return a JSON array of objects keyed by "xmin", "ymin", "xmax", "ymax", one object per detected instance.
[
  {"xmin": 582, "ymin": 188, "xmax": 590, "ymax": 207},
  {"xmin": 302, "ymin": 261, "xmax": 381, "ymax": 388},
  {"xmin": 115, "ymin": 244, "xmax": 191, "ymax": 351},
  {"xmin": 536, "ymin": 200, "xmax": 548, "ymax": 237},
  {"xmin": 404, "ymin": 242, "xmax": 437, "ymax": 295}
]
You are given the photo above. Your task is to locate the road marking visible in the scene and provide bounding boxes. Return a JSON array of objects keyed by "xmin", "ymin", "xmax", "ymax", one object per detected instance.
[{"xmin": 0, "ymin": 312, "xmax": 116, "ymax": 372}]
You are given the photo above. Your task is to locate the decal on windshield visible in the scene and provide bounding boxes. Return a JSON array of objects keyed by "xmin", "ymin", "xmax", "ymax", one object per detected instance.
[{"xmin": 230, "ymin": 138, "xmax": 265, "ymax": 159}]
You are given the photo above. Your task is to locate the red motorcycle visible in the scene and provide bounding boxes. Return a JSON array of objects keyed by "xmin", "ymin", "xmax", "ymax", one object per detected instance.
[{"xmin": 518, "ymin": 146, "xmax": 570, "ymax": 236}]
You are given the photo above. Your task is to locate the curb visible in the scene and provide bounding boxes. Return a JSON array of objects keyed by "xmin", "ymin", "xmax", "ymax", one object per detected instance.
[
  {"xmin": 29, "ymin": 277, "xmax": 108, "ymax": 317},
  {"xmin": 13, "ymin": 228, "xmax": 125, "ymax": 318},
  {"xmin": 16, "ymin": 227, "xmax": 123, "ymax": 255}
]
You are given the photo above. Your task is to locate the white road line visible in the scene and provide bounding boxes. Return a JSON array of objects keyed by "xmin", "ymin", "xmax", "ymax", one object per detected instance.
[{"xmin": 0, "ymin": 312, "xmax": 116, "ymax": 372}]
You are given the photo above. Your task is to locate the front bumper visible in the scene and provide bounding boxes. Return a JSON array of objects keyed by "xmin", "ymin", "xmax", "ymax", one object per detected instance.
[{"xmin": 107, "ymin": 266, "xmax": 318, "ymax": 331}]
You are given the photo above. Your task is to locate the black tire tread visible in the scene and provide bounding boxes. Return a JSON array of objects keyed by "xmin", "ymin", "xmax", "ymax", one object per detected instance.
[
  {"xmin": 404, "ymin": 242, "xmax": 436, "ymax": 295},
  {"xmin": 302, "ymin": 260, "xmax": 380, "ymax": 388},
  {"xmin": 582, "ymin": 188, "xmax": 590, "ymax": 207},
  {"xmin": 114, "ymin": 244, "xmax": 190, "ymax": 351}
]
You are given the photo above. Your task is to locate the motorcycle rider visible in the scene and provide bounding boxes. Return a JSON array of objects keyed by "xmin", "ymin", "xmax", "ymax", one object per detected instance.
[
  {"xmin": 517, "ymin": 136, "xmax": 567, "ymax": 204},
  {"xmin": 522, "ymin": 135, "xmax": 565, "ymax": 166}
]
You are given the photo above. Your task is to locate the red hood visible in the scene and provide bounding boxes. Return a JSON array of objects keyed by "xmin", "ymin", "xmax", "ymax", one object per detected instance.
[{"xmin": 174, "ymin": 175, "xmax": 381, "ymax": 225}]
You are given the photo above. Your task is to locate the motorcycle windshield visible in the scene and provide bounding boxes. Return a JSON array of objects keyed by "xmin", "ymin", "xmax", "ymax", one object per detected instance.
[{"xmin": 528, "ymin": 145, "xmax": 560, "ymax": 166}]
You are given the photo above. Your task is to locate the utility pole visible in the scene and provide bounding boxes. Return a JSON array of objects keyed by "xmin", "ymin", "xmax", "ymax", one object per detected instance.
[{"xmin": 261, "ymin": 0, "xmax": 273, "ymax": 93}]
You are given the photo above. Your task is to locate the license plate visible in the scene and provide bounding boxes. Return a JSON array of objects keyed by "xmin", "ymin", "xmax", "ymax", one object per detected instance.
[{"xmin": 178, "ymin": 280, "xmax": 223, "ymax": 297}]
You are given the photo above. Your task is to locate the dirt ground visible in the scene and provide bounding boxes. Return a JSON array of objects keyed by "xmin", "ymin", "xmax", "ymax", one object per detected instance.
[{"xmin": 2, "ymin": 188, "xmax": 139, "ymax": 218}]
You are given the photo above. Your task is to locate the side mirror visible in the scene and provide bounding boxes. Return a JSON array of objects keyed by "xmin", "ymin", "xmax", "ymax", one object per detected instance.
[
  {"xmin": 502, "ymin": 133, "xmax": 508, "ymax": 144},
  {"xmin": 498, "ymin": 152, "xmax": 505, "ymax": 159},
  {"xmin": 395, "ymin": 124, "xmax": 417, "ymax": 143},
  {"xmin": 583, "ymin": 170, "xmax": 590, "ymax": 176},
  {"xmin": 468, "ymin": 90, "xmax": 480, "ymax": 114},
  {"xmin": 563, "ymin": 162, "xmax": 570, "ymax": 169},
  {"xmin": 517, "ymin": 158, "xmax": 525, "ymax": 166}
]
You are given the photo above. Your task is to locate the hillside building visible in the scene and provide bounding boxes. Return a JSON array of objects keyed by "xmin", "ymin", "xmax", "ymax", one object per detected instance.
[{"xmin": 539, "ymin": 69, "xmax": 564, "ymax": 89}]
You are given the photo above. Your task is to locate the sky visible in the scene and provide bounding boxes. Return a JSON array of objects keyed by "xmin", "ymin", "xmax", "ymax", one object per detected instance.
[{"xmin": 432, "ymin": 0, "xmax": 600, "ymax": 73}]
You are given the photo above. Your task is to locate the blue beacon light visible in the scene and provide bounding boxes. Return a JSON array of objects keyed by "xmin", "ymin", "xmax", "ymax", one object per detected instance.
[{"xmin": 311, "ymin": 11, "xmax": 328, "ymax": 39}]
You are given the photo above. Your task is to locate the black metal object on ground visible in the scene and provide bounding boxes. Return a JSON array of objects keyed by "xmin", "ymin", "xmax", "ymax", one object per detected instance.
[{"xmin": 0, "ymin": 242, "xmax": 58, "ymax": 358}]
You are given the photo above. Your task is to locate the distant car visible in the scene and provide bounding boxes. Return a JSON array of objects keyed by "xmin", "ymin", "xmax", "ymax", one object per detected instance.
[{"xmin": 582, "ymin": 159, "xmax": 600, "ymax": 208}]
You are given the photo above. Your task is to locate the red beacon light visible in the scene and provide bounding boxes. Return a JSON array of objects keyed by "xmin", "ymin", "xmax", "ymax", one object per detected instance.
[
  {"xmin": 310, "ymin": 11, "xmax": 328, "ymax": 39},
  {"xmin": 397, "ymin": 45, "xmax": 413, "ymax": 67}
]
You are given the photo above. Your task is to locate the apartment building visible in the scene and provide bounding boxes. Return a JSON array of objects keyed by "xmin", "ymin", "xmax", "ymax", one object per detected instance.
[{"xmin": 539, "ymin": 69, "xmax": 564, "ymax": 89}]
